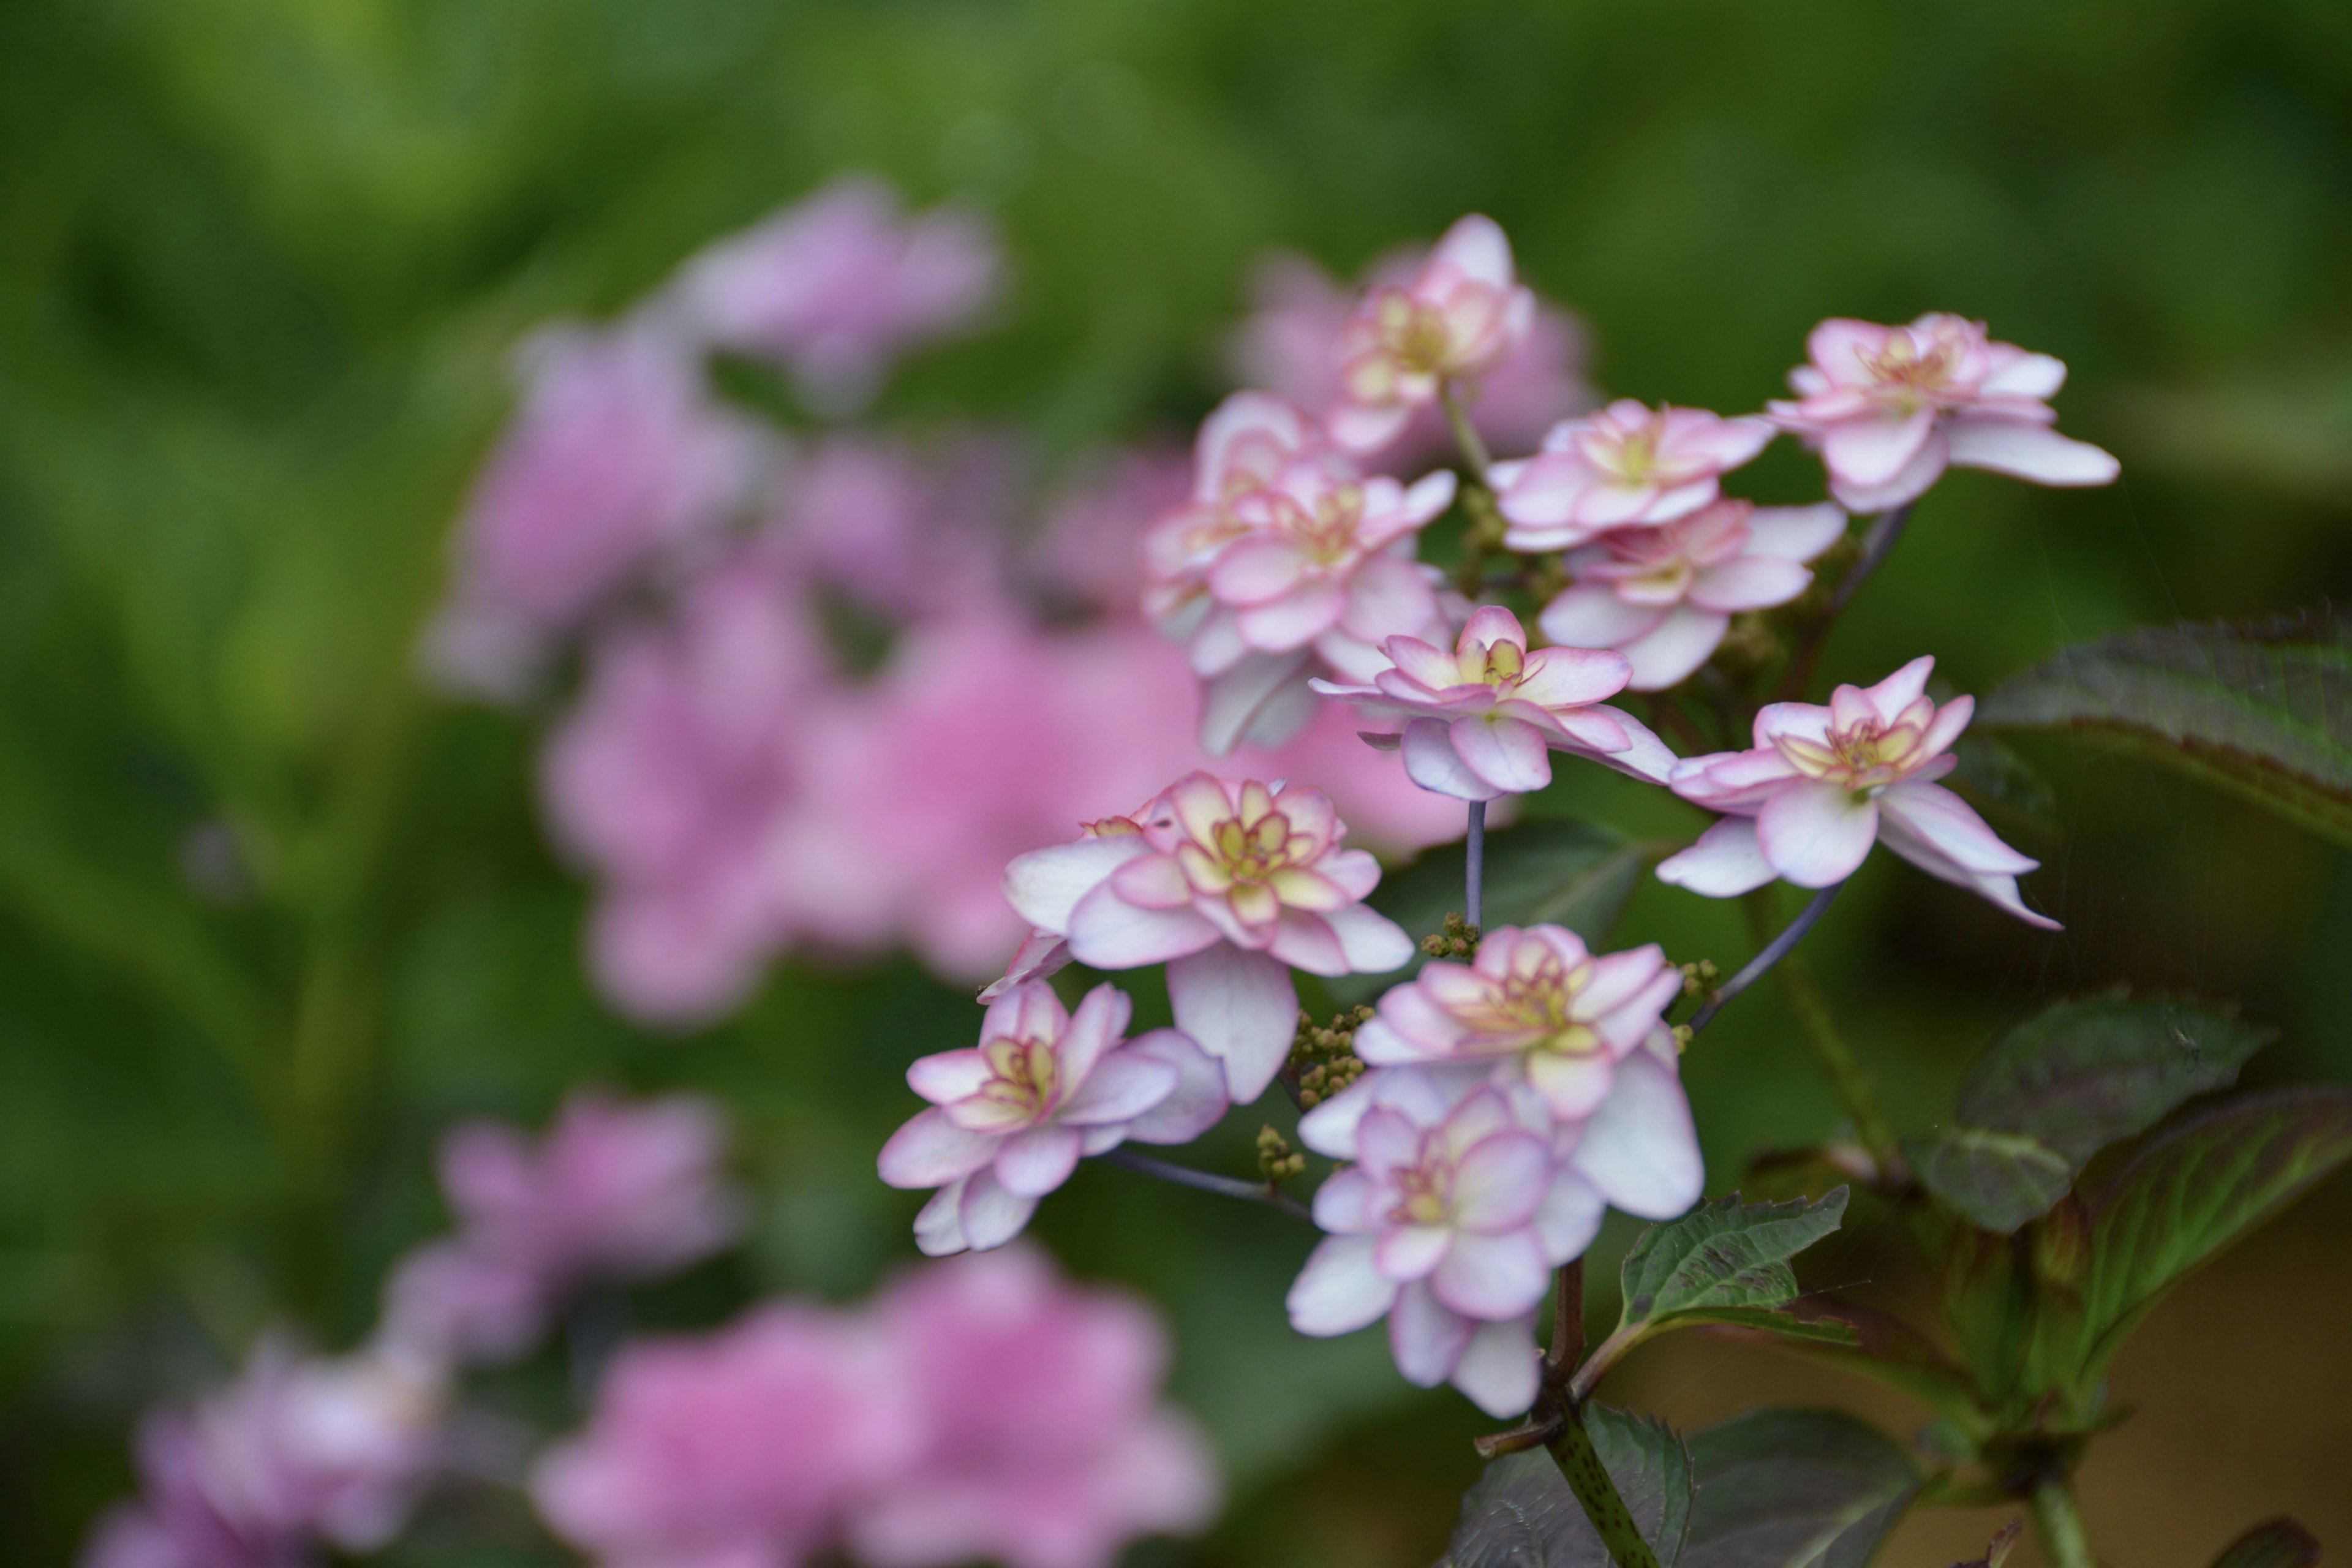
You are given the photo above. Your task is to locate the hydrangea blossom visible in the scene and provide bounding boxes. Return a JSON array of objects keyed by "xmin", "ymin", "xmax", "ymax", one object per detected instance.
[
  {"xmin": 81, "ymin": 1338, "xmax": 445, "ymax": 1568},
  {"xmin": 1310, "ymin": 606, "xmax": 1677, "ymax": 801},
  {"xmin": 1327, "ymin": 215, "xmax": 1536, "ymax": 454},
  {"xmin": 1536, "ymin": 500, "xmax": 1848, "ymax": 690},
  {"xmin": 424, "ymin": 323, "xmax": 764, "ymax": 701},
  {"xmin": 1354, "ymin": 925, "xmax": 1683, "ymax": 1120},
  {"xmin": 1003, "ymin": 774, "xmax": 1415, "ymax": 1101},
  {"xmin": 531, "ymin": 1305, "xmax": 918, "ymax": 1568},
  {"xmin": 1227, "ymin": 246, "xmax": 1594, "ymax": 469},
  {"xmin": 1658, "ymin": 655, "xmax": 2060, "ymax": 928},
  {"xmin": 381, "ymin": 1091, "xmax": 744, "ymax": 1364},
  {"xmin": 1767, "ymin": 314, "xmax": 2120, "ymax": 513},
  {"xmin": 668, "ymin": 175, "xmax": 1001, "ymax": 414},
  {"xmin": 878, "ymin": 981, "xmax": 1227, "ymax": 1256},
  {"xmin": 853, "ymin": 1248, "xmax": 1221, "ymax": 1568},
  {"xmin": 1492, "ymin": 401, "xmax": 1773, "ymax": 549}
]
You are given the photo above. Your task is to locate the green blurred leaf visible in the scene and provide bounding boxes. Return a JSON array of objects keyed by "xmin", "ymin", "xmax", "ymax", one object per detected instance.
[
  {"xmin": 1678, "ymin": 1408, "xmax": 1920, "ymax": 1568},
  {"xmin": 1980, "ymin": 610, "xmax": 2352, "ymax": 847},
  {"xmin": 1443, "ymin": 1406, "xmax": 1693, "ymax": 1568},
  {"xmin": 2209, "ymin": 1518, "xmax": 2323, "ymax": 1568},
  {"xmin": 1615, "ymin": 1188, "xmax": 1848, "ymax": 1334},
  {"xmin": 1907, "ymin": 1128, "xmax": 2073, "ymax": 1235},
  {"xmin": 1333, "ymin": 819, "xmax": 1643, "ymax": 1002},
  {"xmin": 2073, "ymin": 1087, "xmax": 2352, "ymax": 1384}
]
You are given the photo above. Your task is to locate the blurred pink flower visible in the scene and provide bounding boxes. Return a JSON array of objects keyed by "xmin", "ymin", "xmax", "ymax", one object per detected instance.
[
  {"xmin": 1536, "ymin": 500, "xmax": 1847, "ymax": 690},
  {"xmin": 1285, "ymin": 1072, "xmax": 1585, "ymax": 1417},
  {"xmin": 1355, "ymin": 925, "xmax": 1681, "ymax": 1121},
  {"xmin": 379, "ymin": 1242, "xmax": 545, "ymax": 1367},
  {"xmin": 1659, "ymin": 655, "xmax": 2059, "ymax": 927},
  {"xmin": 543, "ymin": 555, "xmax": 834, "ymax": 1023},
  {"xmin": 1768, "ymin": 314, "xmax": 2120, "ymax": 512},
  {"xmin": 426, "ymin": 323, "xmax": 764, "ymax": 701},
  {"xmin": 1493, "ymin": 400, "xmax": 1773, "ymax": 548},
  {"xmin": 1229, "ymin": 248, "xmax": 1594, "ymax": 470},
  {"xmin": 81, "ymin": 1339, "xmax": 443, "ymax": 1568},
  {"xmin": 1326, "ymin": 216, "xmax": 1537, "ymax": 455},
  {"xmin": 1310, "ymin": 606, "xmax": 1676, "ymax": 801},
  {"xmin": 1004, "ymin": 774, "xmax": 1415, "ymax": 1100},
  {"xmin": 1033, "ymin": 447, "xmax": 1193, "ymax": 616},
  {"xmin": 878, "ymin": 982, "xmax": 1226, "ymax": 1256},
  {"xmin": 670, "ymin": 176, "xmax": 1000, "ymax": 415},
  {"xmin": 532, "ymin": 1305, "xmax": 916, "ymax": 1568},
  {"xmin": 851, "ymin": 1247, "xmax": 1220, "ymax": 1568}
]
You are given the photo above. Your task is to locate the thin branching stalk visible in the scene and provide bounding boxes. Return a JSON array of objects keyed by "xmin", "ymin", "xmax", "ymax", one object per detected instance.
[
  {"xmin": 1096, "ymin": 1148, "xmax": 1313, "ymax": 1221},
  {"xmin": 1686, "ymin": 880, "xmax": 1845, "ymax": 1033},
  {"xmin": 1465, "ymin": 800, "xmax": 1487, "ymax": 928}
]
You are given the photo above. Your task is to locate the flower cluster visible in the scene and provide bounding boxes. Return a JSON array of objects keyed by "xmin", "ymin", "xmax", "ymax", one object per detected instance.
[
  {"xmin": 429, "ymin": 176, "xmax": 1466, "ymax": 1025},
  {"xmin": 533, "ymin": 1246, "xmax": 1218, "ymax": 1568},
  {"xmin": 83, "ymin": 1093, "xmax": 746, "ymax": 1568}
]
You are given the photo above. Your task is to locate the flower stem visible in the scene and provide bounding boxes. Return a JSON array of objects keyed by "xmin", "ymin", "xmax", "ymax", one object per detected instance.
[
  {"xmin": 1775, "ymin": 501, "xmax": 1913, "ymax": 701},
  {"xmin": 2030, "ymin": 1477, "xmax": 2098, "ymax": 1568},
  {"xmin": 1465, "ymin": 800, "xmax": 1487, "ymax": 929},
  {"xmin": 1096, "ymin": 1147, "xmax": 1313, "ymax": 1222},
  {"xmin": 1736, "ymin": 889, "xmax": 1905, "ymax": 1179},
  {"xmin": 1545, "ymin": 1404, "xmax": 1665, "ymax": 1568},
  {"xmin": 1439, "ymin": 380, "xmax": 1494, "ymax": 481},
  {"xmin": 1686, "ymin": 880, "xmax": 1844, "ymax": 1033}
]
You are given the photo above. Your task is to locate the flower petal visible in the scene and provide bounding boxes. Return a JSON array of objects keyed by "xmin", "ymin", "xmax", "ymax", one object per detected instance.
[
  {"xmin": 1389, "ymin": 1281, "xmax": 1475, "ymax": 1385},
  {"xmin": 1288, "ymin": 1234, "xmax": 1398, "ymax": 1335},
  {"xmin": 1431, "ymin": 1229, "xmax": 1552, "ymax": 1319},
  {"xmin": 1312, "ymin": 1167, "xmax": 1381, "ymax": 1233},
  {"xmin": 1688, "ymin": 554, "xmax": 1811, "ymax": 613},
  {"xmin": 992, "ymin": 1124, "xmax": 1083, "ymax": 1197},
  {"xmin": 1822, "ymin": 407, "xmax": 1935, "ymax": 486},
  {"xmin": 1003, "ymin": 837, "xmax": 1150, "ymax": 933},
  {"xmin": 1945, "ymin": 419, "xmax": 2120, "ymax": 487},
  {"xmin": 1756, "ymin": 780, "xmax": 1880, "ymax": 886},
  {"xmin": 1322, "ymin": 903, "xmax": 1418, "ymax": 974},
  {"xmin": 1067, "ymin": 883, "xmax": 1221, "ymax": 968},
  {"xmin": 1616, "ymin": 607, "xmax": 1729, "ymax": 692},
  {"xmin": 1536, "ymin": 1169, "xmax": 1605, "ymax": 1264},
  {"xmin": 906, "ymin": 1049, "xmax": 992, "ymax": 1105},
  {"xmin": 1449, "ymin": 1315, "xmax": 1542, "ymax": 1417},
  {"xmin": 1743, "ymin": 502, "xmax": 1848, "ymax": 561},
  {"xmin": 957, "ymin": 1167, "xmax": 1041, "ymax": 1251},
  {"xmin": 1656, "ymin": 817, "xmax": 1776, "ymax": 898},
  {"xmin": 878, "ymin": 1107, "xmax": 1002, "ymax": 1189},
  {"xmin": 913, "ymin": 1178, "xmax": 969, "ymax": 1256},
  {"xmin": 1450, "ymin": 714, "xmax": 1555, "ymax": 794},
  {"xmin": 1539, "ymin": 583, "xmax": 1665, "ymax": 650},
  {"xmin": 1525, "ymin": 1050, "xmax": 1616, "ymax": 1121},
  {"xmin": 1121, "ymin": 1028, "xmax": 1233, "ymax": 1144},
  {"xmin": 1057, "ymin": 1052, "xmax": 1181, "ymax": 1126},
  {"xmin": 1569, "ymin": 1051, "xmax": 1703, "ymax": 1219},
  {"xmin": 1452, "ymin": 1133, "xmax": 1552, "ymax": 1232},
  {"xmin": 1166, "ymin": 941, "xmax": 1300, "ymax": 1102},
  {"xmin": 1403, "ymin": 717, "xmax": 1505, "ymax": 801},
  {"xmin": 1199, "ymin": 650, "xmax": 1315, "ymax": 756},
  {"xmin": 1376, "ymin": 1224, "xmax": 1454, "ymax": 1282}
]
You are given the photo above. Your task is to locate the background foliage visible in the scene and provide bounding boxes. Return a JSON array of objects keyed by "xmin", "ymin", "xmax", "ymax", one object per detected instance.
[{"xmin": 2, "ymin": 0, "xmax": 2350, "ymax": 1563}]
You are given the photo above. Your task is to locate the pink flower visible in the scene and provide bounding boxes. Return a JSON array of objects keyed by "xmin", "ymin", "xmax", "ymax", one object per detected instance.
[
  {"xmin": 850, "ymin": 1247, "xmax": 1221, "ymax": 1568},
  {"xmin": 1355, "ymin": 926, "xmax": 1683, "ymax": 1121},
  {"xmin": 543, "ymin": 555, "xmax": 832, "ymax": 1023},
  {"xmin": 1031, "ymin": 447, "xmax": 1193, "ymax": 616},
  {"xmin": 1227, "ymin": 247, "xmax": 1594, "ymax": 469},
  {"xmin": 1536, "ymin": 500, "xmax": 1847, "ymax": 690},
  {"xmin": 1768, "ymin": 314, "xmax": 2120, "ymax": 512},
  {"xmin": 81, "ymin": 1338, "xmax": 444, "ymax": 1568},
  {"xmin": 1310, "ymin": 606, "xmax": 1677, "ymax": 801},
  {"xmin": 1003, "ymin": 774, "xmax": 1415, "ymax": 1101},
  {"xmin": 1283, "ymin": 1074, "xmax": 1593, "ymax": 1417},
  {"xmin": 424, "ymin": 323, "xmax": 763, "ymax": 701},
  {"xmin": 1658, "ymin": 655, "xmax": 2059, "ymax": 928},
  {"xmin": 1327, "ymin": 215, "xmax": 1537, "ymax": 454},
  {"xmin": 1492, "ymin": 400, "xmax": 1773, "ymax": 548},
  {"xmin": 379, "ymin": 1242, "xmax": 545, "ymax": 1367},
  {"xmin": 668, "ymin": 175, "xmax": 1000, "ymax": 414},
  {"xmin": 878, "ymin": 982, "xmax": 1227, "ymax": 1256},
  {"xmin": 531, "ymin": 1305, "xmax": 916, "ymax": 1568}
]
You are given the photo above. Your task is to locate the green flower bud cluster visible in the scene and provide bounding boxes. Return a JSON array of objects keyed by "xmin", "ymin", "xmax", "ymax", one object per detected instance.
[
  {"xmin": 1256, "ymin": 1125, "xmax": 1306, "ymax": 1185},
  {"xmin": 1287, "ymin": 1005, "xmax": 1374, "ymax": 1108},
  {"xmin": 1420, "ymin": 912, "xmax": 1481, "ymax": 959}
]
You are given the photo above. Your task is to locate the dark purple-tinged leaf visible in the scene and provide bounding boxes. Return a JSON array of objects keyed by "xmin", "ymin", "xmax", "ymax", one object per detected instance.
[
  {"xmin": 1955, "ymin": 993, "xmax": 2274, "ymax": 1166},
  {"xmin": 2210, "ymin": 1518, "xmax": 2322, "ymax": 1568},
  {"xmin": 1980, "ymin": 610, "xmax": 2352, "ymax": 846},
  {"xmin": 2074, "ymin": 1087, "xmax": 2352, "ymax": 1384},
  {"xmin": 1947, "ymin": 1519, "xmax": 2023, "ymax": 1568},
  {"xmin": 1615, "ymin": 1189, "xmax": 1848, "ymax": 1332},
  {"xmin": 1907, "ymin": 1128, "xmax": 2073, "ymax": 1234},
  {"xmin": 1678, "ymin": 1409, "xmax": 1920, "ymax": 1568},
  {"xmin": 1442, "ymin": 1406, "xmax": 1693, "ymax": 1568},
  {"xmin": 1706, "ymin": 1295, "xmax": 1982, "ymax": 1427}
]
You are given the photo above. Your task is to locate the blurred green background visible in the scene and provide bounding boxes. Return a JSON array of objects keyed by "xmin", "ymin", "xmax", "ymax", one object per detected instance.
[{"xmin": 3, "ymin": 0, "xmax": 2350, "ymax": 1563}]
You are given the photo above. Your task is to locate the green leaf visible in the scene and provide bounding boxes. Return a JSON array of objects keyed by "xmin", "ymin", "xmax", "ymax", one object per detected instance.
[
  {"xmin": 1335, "ymin": 818, "xmax": 1642, "ymax": 1001},
  {"xmin": 1980, "ymin": 609, "xmax": 2352, "ymax": 846},
  {"xmin": 1678, "ymin": 1408, "xmax": 1921, "ymax": 1568},
  {"xmin": 2210, "ymin": 1519, "xmax": 2322, "ymax": 1568},
  {"xmin": 1615, "ymin": 1189, "xmax": 1849, "ymax": 1335},
  {"xmin": 1907, "ymin": 1128, "xmax": 2074, "ymax": 1234},
  {"xmin": 1442, "ymin": 1406, "xmax": 1694, "ymax": 1568},
  {"xmin": 1955, "ymin": 993, "xmax": 2275, "ymax": 1166},
  {"xmin": 1662, "ymin": 1305, "xmax": 1861, "ymax": 1348},
  {"xmin": 2074, "ymin": 1087, "xmax": 2352, "ymax": 1384}
]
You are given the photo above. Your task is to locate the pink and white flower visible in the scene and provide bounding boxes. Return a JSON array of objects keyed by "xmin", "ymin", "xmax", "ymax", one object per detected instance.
[
  {"xmin": 668, "ymin": 175, "xmax": 1000, "ymax": 414},
  {"xmin": 853, "ymin": 1247, "xmax": 1221, "ymax": 1568},
  {"xmin": 1537, "ymin": 500, "xmax": 1848, "ymax": 690},
  {"xmin": 1002, "ymin": 775, "xmax": 1415, "ymax": 1102},
  {"xmin": 878, "ymin": 982, "xmax": 1227, "ymax": 1256},
  {"xmin": 1767, "ymin": 314, "xmax": 2120, "ymax": 513},
  {"xmin": 1355, "ymin": 926, "xmax": 1683, "ymax": 1121},
  {"xmin": 1658, "ymin": 655, "xmax": 2060, "ymax": 928},
  {"xmin": 1492, "ymin": 401, "xmax": 1773, "ymax": 548},
  {"xmin": 1310, "ymin": 606, "xmax": 1677, "ymax": 801},
  {"xmin": 1328, "ymin": 215, "xmax": 1537, "ymax": 454}
]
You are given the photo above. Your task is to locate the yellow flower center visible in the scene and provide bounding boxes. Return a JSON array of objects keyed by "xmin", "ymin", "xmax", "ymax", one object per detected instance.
[{"xmin": 977, "ymin": 1036, "xmax": 1059, "ymax": 1119}]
